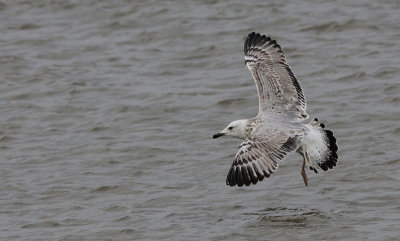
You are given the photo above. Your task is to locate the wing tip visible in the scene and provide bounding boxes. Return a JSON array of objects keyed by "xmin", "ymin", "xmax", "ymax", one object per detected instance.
[
  {"xmin": 226, "ymin": 159, "xmax": 276, "ymax": 187},
  {"xmin": 245, "ymin": 32, "xmax": 279, "ymax": 53}
]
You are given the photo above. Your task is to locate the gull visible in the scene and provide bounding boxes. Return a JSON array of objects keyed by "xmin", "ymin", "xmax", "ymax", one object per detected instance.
[{"xmin": 213, "ymin": 32, "xmax": 338, "ymax": 187}]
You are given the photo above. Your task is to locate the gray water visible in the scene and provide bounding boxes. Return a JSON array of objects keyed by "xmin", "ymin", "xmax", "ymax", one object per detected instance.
[{"xmin": 0, "ymin": 0, "xmax": 399, "ymax": 240}]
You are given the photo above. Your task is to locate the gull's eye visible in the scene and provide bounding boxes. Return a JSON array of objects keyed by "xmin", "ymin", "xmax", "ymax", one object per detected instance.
[{"xmin": 228, "ymin": 127, "xmax": 234, "ymax": 130}]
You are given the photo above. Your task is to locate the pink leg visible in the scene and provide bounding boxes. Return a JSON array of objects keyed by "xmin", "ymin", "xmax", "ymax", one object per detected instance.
[{"xmin": 301, "ymin": 152, "xmax": 308, "ymax": 186}]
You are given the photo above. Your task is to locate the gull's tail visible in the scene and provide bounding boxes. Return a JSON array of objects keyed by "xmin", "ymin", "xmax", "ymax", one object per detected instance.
[{"xmin": 300, "ymin": 118, "xmax": 338, "ymax": 172}]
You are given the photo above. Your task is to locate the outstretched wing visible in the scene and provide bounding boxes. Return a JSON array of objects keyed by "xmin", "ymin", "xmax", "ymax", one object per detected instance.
[
  {"xmin": 244, "ymin": 32, "xmax": 308, "ymax": 120},
  {"xmin": 226, "ymin": 129, "xmax": 303, "ymax": 187}
]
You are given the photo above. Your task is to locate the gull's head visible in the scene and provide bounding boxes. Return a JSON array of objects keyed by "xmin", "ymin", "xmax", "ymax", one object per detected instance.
[{"xmin": 213, "ymin": 119, "xmax": 248, "ymax": 140}]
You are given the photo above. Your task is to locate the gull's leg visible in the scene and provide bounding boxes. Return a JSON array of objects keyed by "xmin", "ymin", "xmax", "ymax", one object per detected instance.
[{"xmin": 301, "ymin": 152, "xmax": 308, "ymax": 186}]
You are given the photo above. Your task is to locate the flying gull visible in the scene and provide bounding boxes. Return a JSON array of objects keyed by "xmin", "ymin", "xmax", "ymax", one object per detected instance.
[{"xmin": 213, "ymin": 32, "xmax": 338, "ymax": 187}]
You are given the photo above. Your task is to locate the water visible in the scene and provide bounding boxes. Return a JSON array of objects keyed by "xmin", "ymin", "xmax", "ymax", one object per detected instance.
[{"xmin": 0, "ymin": 0, "xmax": 399, "ymax": 240}]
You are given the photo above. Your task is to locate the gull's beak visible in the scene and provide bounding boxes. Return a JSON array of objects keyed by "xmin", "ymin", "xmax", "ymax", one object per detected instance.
[{"xmin": 213, "ymin": 133, "xmax": 225, "ymax": 139}]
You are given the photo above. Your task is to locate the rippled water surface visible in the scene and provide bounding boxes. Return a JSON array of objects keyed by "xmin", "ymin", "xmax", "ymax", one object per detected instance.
[{"xmin": 1, "ymin": 0, "xmax": 399, "ymax": 240}]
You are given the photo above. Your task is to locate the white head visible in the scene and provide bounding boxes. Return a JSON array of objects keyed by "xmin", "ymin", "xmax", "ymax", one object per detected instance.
[{"xmin": 213, "ymin": 119, "xmax": 249, "ymax": 140}]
